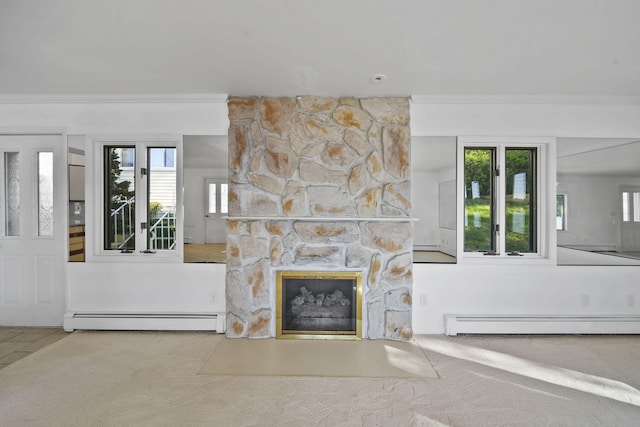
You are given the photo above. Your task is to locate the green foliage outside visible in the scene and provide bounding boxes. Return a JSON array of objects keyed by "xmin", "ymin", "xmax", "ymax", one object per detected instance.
[
  {"xmin": 106, "ymin": 148, "xmax": 135, "ymax": 250},
  {"xmin": 464, "ymin": 148, "xmax": 535, "ymax": 253}
]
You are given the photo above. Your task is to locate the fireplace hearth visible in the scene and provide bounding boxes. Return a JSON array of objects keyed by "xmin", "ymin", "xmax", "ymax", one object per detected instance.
[{"xmin": 276, "ymin": 271, "xmax": 362, "ymax": 339}]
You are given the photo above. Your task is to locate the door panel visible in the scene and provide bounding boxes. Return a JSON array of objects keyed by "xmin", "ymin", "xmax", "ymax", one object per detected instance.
[
  {"xmin": 204, "ymin": 178, "xmax": 227, "ymax": 244},
  {"xmin": 0, "ymin": 134, "xmax": 66, "ymax": 326}
]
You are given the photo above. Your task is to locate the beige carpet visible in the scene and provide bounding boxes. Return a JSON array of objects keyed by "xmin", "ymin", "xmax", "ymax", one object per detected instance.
[
  {"xmin": 199, "ymin": 337, "xmax": 437, "ymax": 378},
  {"xmin": 2, "ymin": 331, "xmax": 640, "ymax": 426}
]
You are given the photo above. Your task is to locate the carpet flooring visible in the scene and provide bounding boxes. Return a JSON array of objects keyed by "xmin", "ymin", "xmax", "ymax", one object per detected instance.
[
  {"xmin": 200, "ymin": 337, "xmax": 437, "ymax": 378},
  {"xmin": 1, "ymin": 331, "xmax": 640, "ymax": 426}
]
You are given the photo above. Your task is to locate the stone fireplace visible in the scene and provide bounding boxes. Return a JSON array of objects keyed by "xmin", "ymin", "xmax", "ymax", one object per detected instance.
[{"xmin": 225, "ymin": 96, "xmax": 413, "ymax": 341}]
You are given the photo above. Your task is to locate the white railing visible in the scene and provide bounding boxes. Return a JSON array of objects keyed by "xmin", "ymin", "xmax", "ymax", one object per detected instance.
[
  {"xmin": 149, "ymin": 211, "xmax": 176, "ymax": 250},
  {"xmin": 111, "ymin": 197, "xmax": 135, "ymax": 249}
]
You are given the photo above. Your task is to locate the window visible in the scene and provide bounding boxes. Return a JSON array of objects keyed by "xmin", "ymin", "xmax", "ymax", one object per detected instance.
[
  {"xmin": 556, "ymin": 194, "xmax": 567, "ymax": 230},
  {"xmin": 37, "ymin": 151, "xmax": 54, "ymax": 236},
  {"xmin": 461, "ymin": 139, "xmax": 545, "ymax": 258},
  {"xmin": 622, "ymin": 189, "xmax": 640, "ymax": 223},
  {"xmin": 207, "ymin": 182, "xmax": 228, "ymax": 214},
  {"xmin": 100, "ymin": 139, "xmax": 180, "ymax": 257}
]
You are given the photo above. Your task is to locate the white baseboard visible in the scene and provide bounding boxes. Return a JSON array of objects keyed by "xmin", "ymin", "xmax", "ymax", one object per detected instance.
[
  {"xmin": 63, "ymin": 312, "xmax": 226, "ymax": 333},
  {"xmin": 444, "ymin": 314, "xmax": 640, "ymax": 336}
]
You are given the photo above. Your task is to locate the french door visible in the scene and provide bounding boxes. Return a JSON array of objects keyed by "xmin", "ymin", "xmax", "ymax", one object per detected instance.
[
  {"xmin": 0, "ymin": 133, "xmax": 66, "ymax": 325},
  {"xmin": 621, "ymin": 186, "xmax": 640, "ymax": 252},
  {"xmin": 204, "ymin": 178, "xmax": 227, "ymax": 243}
]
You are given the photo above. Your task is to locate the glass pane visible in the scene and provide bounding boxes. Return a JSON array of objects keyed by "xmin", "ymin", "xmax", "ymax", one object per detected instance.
[
  {"xmin": 4, "ymin": 152, "xmax": 20, "ymax": 236},
  {"xmin": 208, "ymin": 183, "xmax": 217, "ymax": 214},
  {"xmin": 105, "ymin": 147, "xmax": 135, "ymax": 250},
  {"xmin": 220, "ymin": 183, "xmax": 228, "ymax": 214},
  {"xmin": 622, "ymin": 191, "xmax": 629, "ymax": 222},
  {"xmin": 37, "ymin": 152, "xmax": 54, "ymax": 236},
  {"xmin": 148, "ymin": 148, "xmax": 176, "ymax": 250},
  {"xmin": 634, "ymin": 192, "xmax": 640, "ymax": 222},
  {"xmin": 505, "ymin": 148, "xmax": 536, "ymax": 253},
  {"xmin": 464, "ymin": 148, "xmax": 494, "ymax": 252},
  {"xmin": 556, "ymin": 194, "xmax": 566, "ymax": 230}
]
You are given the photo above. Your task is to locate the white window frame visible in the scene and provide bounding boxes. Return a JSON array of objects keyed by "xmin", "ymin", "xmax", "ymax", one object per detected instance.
[
  {"xmin": 457, "ymin": 136, "xmax": 555, "ymax": 264},
  {"xmin": 85, "ymin": 135, "xmax": 183, "ymax": 263}
]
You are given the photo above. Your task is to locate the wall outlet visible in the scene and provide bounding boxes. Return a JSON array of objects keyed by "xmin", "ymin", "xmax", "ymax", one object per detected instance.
[
  {"xmin": 581, "ymin": 294, "xmax": 590, "ymax": 307},
  {"xmin": 629, "ymin": 295, "xmax": 636, "ymax": 308},
  {"xmin": 209, "ymin": 293, "xmax": 216, "ymax": 304},
  {"xmin": 420, "ymin": 294, "xmax": 428, "ymax": 306}
]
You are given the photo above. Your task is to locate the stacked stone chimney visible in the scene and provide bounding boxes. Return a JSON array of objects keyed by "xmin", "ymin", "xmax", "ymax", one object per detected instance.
[{"xmin": 225, "ymin": 96, "xmax": 413, "ymax": 340}]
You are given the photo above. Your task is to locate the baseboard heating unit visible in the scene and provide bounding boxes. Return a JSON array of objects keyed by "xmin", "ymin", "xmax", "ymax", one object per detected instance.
[
  {"xmin": 63, "ymin": 312, "xmax": 225, "ymax": 333},
  {"xmin": 444, "ymin": 314, "xmax": 640, "ymax": 336}
]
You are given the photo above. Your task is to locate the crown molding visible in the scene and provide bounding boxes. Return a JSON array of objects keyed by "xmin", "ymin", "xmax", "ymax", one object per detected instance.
[
  {"xmin": 0, "ymin": 93, "xmax": 229, "ymax": 104},
  {"xmin": 410, "ymin": 95, "xmax": 640, "ymax": 105}
]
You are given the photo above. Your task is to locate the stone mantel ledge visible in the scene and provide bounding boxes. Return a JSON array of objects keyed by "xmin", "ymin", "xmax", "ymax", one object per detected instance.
[{"xmin": 224, "ymin": 216, "xmax": 419, "ymax": 222}]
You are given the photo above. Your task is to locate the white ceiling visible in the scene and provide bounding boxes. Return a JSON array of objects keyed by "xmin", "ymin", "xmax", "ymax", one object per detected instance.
[{"xmin": 1, "ymin": 0, "xmax": 639, "ymax": 98}]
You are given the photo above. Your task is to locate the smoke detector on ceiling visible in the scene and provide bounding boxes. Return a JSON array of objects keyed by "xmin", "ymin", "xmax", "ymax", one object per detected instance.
[{"xmin": 370, "ymin": 74, "xmax": 386, "ymax": 84}]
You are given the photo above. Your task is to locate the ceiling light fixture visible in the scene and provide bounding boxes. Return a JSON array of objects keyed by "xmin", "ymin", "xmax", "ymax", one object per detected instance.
[{"xmin": 370, "ymin": 74, "xmax": 386, "ymax": 84}]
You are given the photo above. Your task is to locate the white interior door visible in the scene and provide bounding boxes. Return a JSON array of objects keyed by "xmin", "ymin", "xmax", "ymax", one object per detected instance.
[
  {"xmin": 621, "ymin": 186, "xmax": 640, "ymax": 252},
  {"xmin": 0, "ymin": 134, "xmax": 66, "ymax": 326},
  {"xmin": 204, "ymin": 178, "xmax": 227, "ymax": 244}
]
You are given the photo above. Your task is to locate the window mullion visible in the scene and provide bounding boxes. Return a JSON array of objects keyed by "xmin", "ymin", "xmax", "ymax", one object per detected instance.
[
  {"xmin": 135, "ymin": 143, "xmax": 148, "ymax": 253},
  {"xmin": 496, "ymin": 147, "xmax": 507, "ymax": 256}
]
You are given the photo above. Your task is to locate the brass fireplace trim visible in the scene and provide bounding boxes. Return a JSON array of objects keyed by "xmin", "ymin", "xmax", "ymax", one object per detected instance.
[{"xmin": 276, "ymin": 270, "xmax": 363, "ymax": 340}]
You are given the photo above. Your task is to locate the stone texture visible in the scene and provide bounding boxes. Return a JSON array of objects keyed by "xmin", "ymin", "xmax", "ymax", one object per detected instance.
[
  {"xmin": 265, "ymin": 136, "xmax": 297, "ymax": 178},
  {"xmin": 239, "ymin": 235, "xmax": 268, "ymax": 260},
  {"xmin": 321, "ymin": 143, "xmax": 355, "ymax": 169},
  {"xmin": 333, "ymin": 106, "xmax": 371, "ymax": 131},
  {"xmin": 362, "ymin": 222, "xmax": 412, "ymax": 253},
  {"xmin": 248, "ymin": 309, "xmax": 272, "ymax": 338},
  {"xmin": 226, "ymin": 269, "xmax": 252, "ymax": 315},
  {"xmin": 299, "ymin": 159, "xmax": 346, "ymax": 185},
  {"xmin": 344, "ymin": 129, "xmax": 373, "ymax": 157},
  {"xmin": 382, "ymin": 252, "xmax": 413, "ymax": 287},
  {"xmin": 382, "ymin": 126, "xmax": 410, "ymax": 181},
  {"xmin": 245, "ymin": 259, "xmax": 270, "ymax": 307},
  {"xmin": 308, "ymin": 186, "xmax": 357, "ymax": 216},
  {"xmin": 293, "ymin": 246, "xmax": 342, "ymax": 265},
  {"xmin": 367, "ymin": 300, "xmax": 385, "ymax": 339},
  {"xmin": 228, "ymin": 123, "xmax": 250, "ymax": 175},
  {"xmin": 383, "ymin": 182, "xmax": 411, "ymax": 213},
  {"xmin": 385, "ymin": 310, "xmax": 413, "ymax": 341},
  {"xmin": 226, "ymin": 96, "xmax": 412, "ymax": 340},
  {"xmin": 292, "ymin": 114, "xmax": 340, "ymax": 142},
  {"xmin": 368, "ymin": 252, "xmax": 383, "ymax": 289},
  {"xmin": 345, "ymin": 246, "xmax": 373, "ymax": 268},
  {"xmin": 385, "ymin": 289, "xmax": 412, "ymax": 308},
  {"xmin": 293, "ymin": 222, "xmax": 359, "ymax": 244},
  {"xmin": 228, "ymin": 97, "xmax": 260, "ymax": 120},
  {"xmin": 356, "ymin": 188, "xmax": 381, "ymax": 217},
  {"xmin": 261, "ymin": 98, "xmax": 295, "ymax": 136},
  {"xmin": 282, "ymin": 183, "xmax": 307, "ymax": 216},
  {"xmin": 297, "ymin": 96, "xmax": 338, "ymax": 113},
  {"xmin": 361, "ymin": 98, "xmax": 410, "ymax": 125},
  {"xmin": 226, "ymin": 312, "xmax": 247, "ymax": 338},
  {"xmin": 348, "ymin": 163, "xmax": 368, "ymax": 196},
  {"xmin": 249, "ymin": 174, "xmax": 284, "ymax": 195}
]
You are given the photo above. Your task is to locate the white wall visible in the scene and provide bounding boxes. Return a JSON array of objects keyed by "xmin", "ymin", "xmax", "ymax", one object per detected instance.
[
  {"xmin": 3, "ymin": 97, "xmax": 640, "ymax": 333},
  {"xmin": 411, "ymin": 170, "xmax": 439, "ymax": 248},
  {"xmin": 2, "ymin": 98, "xmax": 229, "ymax": 326},
  {"xmin": 183, "ymin": 167, "xmax": 226, "ymax": 244},
  {"xmin": 557, "ymin": 174, "xmax": 640, "ymax": 249},
  {"xmin": 410, "ymin": 99, "xmax": 640, "ymax": 334}
]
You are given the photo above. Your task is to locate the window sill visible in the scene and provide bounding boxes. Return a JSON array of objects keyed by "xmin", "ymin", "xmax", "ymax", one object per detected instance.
[{"xmin": 86, "ymin": 251, "xmax": 183, "ymax": 263}]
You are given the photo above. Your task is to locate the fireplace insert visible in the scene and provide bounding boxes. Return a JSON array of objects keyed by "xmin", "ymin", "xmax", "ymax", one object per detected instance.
[{"xmin": 276, "ymin": 271, "xmax": 362, "ymax": 339}]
